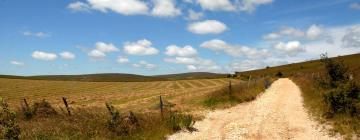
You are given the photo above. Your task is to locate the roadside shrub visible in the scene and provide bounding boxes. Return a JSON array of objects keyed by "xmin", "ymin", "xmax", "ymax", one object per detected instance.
[
  {"xmin": 318, "ymin": 54, "xmax": 360, "ymax": 117},
  {"xmin": 0, "ymin": 97, "xmax": 21, "ymax": 140},
  {"xmin": 320, "ymin": 53, "xmax": 349, "ymax": 87},
  {"xmin": 275, "ymin": 71, "xmax": 283, "ymax": 77}
]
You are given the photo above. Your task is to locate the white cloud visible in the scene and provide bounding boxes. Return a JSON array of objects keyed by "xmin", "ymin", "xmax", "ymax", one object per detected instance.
[
  {"xmin": 197, "ymin": 0, "xmax": 235, "ymax": 11},
  {"xmin": 124, "ymin": 39, "xmax": 159, "ymax": 55},
  {"xmin": 32, "ymin": 51, "xmax": 58, "ymax": 61},
  {"xmin": 187, "ymin": 20, "xmax": 227, "ymax": 34},
  {"xmin": 87, "ymin": 41, "xmax": 119, "ymax": 59},
  {"xmin": 95, "ymin": 42, "xmax": 119, "ymax": 53},
  {"xmin": 164, "ymin": 57, "xmax": 221, "ymax": 71},
  {"xmin": 88, "ymin": 49, "xmax": 106, "ymax": 59},
  {"xmin": 274, "ymin": 41, "xmax": 305, "ymax": 56},
  {"xmin": 151, "ymin": 0, "xmax": 181, "ymax": 17},
  {"xmin": 263, "ymin": 25, "xmax": 326, "ymax": 41},
  {"xmin": 342, "ymin": 25, "xmax": 360, "ymax": 48},
  {"xmin": 200, "ymin": 39, "xmax": 271, "ymax": 59},
  {"xmin": 59, "ymin": 51, "xmax": 76, "ymax": 60},
  {"xmin": 238, "ymin": 0, "xmax": 273, "ymax": 13},
  {"xmin": 132, "ymin": 60, "xmax": 156, "ymax": 69},
  {"xmin": 200, "ymin": 39, "xmax": 229, "ymax": 51},
  {"xmin": 165, "ymin": 45, "xmax": 197, "ymax": 57},
  {"xmin": 187, "ymin": 65, "xmax": 197, "ymax": 70},
  {"xmin": 117, "ymin": 56, "xmax": 130, "ymax": 64},
  {"xmin": 306, "ymin": 24, "xmax": 323, "ymax": 40},
  {"xmin": 67, "ymin": 1, "xmax": 91, "ymax": 12},
  {"xmin": 350, "ymin": 2, "xmax": 360, "ymax": 10},
  {"xmin": 22, "ymin": 31, "xmax": 50, "ymax": 38},
  {"xmin": 185, "ymin": 9, "xmax": 203, "ymax": 20},
  {"xmin": 88, "ymin": 0, "xmax": 149, "ymax": 15},
  {"xmin": 10, "ymin": 61, "xmax": 24, "ymax": 66}
]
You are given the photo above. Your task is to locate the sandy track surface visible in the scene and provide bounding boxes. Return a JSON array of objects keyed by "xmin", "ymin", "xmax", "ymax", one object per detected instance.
[{"xmin": 168, "ymin": 78, "xmax": 337, "ymax": 140}]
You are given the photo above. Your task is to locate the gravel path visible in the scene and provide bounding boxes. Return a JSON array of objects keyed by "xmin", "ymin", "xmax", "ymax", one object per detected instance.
[{"xmin": 168, "ymin": 78, "xmax": 337, "ymax": 140}]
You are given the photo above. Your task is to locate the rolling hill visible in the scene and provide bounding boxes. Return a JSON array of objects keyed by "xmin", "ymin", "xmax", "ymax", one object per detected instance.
[{"xmin": 0, "ymin": 72, "xmax": 227, "ymax": 82}]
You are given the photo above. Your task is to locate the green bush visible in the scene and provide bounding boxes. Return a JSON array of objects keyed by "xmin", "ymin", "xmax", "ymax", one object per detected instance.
[
  {"xmin": 318, "ymin": 54, "xmax": 360, "ymax": 117},
  {"xmin": 275, "ymin": 71, "xmax": 283, "ymax": 77},
  {"xmin": 0, "ymin": 97, "xmax": 21, "ymax": 140}
]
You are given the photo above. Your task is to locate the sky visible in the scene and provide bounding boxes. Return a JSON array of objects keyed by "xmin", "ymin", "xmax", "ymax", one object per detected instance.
[{"xmin": 0, "ymin": 0, "xmax": 360, "ymax": 76}]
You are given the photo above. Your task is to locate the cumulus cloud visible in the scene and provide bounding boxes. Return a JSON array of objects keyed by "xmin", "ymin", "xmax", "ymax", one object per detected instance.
[
  {"xmin": 32, "ymin": 51, "xmax": 58, "ymax": 61},
  {"xmin": 59, "ymin": 51, "xmax": 76, "ymax": 60},
  {"xmin": 22, "ymin": 31, "xmax": 50, "ymax": 38},
  {"xmin": 10, "ymin": 61, "xmax": 24, "ymax": 66},
  {"xmin": 67, "ymin": 1, "xmax": 91, "ymax": 12},
  {"xmin": 306, "ymin": 25, "xmax": 324, "ymax": 40},
  {"xmin": 274, "ymin": 41, "xmax": 305, "ymax": 56},
  {"xmin": 165, "ymin": 45, "xmax": 197, "ymax": 57},
  {"xmin": 200, "ymin": 39, "xmax": 271, "ymax": 59},
  {"xmin": 151, "ymin": 0, "xmax": 181, "ymax": 17},
  {"xmin": 117, "ymin": 56, "xmax": 130, "ymax": 64},
  {"xmin": 185, "ymin": 9, "xmax": 203, "ymax": 20},
  {"xmin": 197, "ymin": 0, "xmax": 235, "ymax": 11},
  {"xmin": 132, "ymin": 60, "xmax": 156, "ymax": 69},
  {"xmin": 342, "ymin": 25, "xmax": 360, "ymax": 48},
  {"xmin": 95, "ymin": 42, "xmax": 119, "ymax": 53},
  {"xmin": 200, "ymin": 39, "xmax": 229, "ymax": 51},
  {"xmin": 124, "ymin": 39, "xmax": 159, "ymax": 55},
  {"xmin": 164, "ymin": 57, "xmax": 221, "ymax": 71},
  {"xmin": 88, "ymin": 49, "xmax": 106, "ymax": 59},
  {"xmin": 88, "ymin": 0, "xmax": 149, "ymax": 15},
  {"xmin": 238, "ymin": 0, "xmax": 273, "ymax": 13},
  {"xmin": 87, "ymin": 42, "xmax": 119, "ymax": 59},
  {"xmin": 350, "ymin": 2, "xmax": 360, "ymax": 10},
  {"xmin": 263, "ymin": 25, "xmax": 325, "ymax": 41},
  {"xmin": 187, "ymin": 20, "xmax": 227, "ymax": 34}
]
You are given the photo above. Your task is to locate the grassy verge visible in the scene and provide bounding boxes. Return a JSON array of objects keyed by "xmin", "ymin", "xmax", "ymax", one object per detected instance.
[
  {"xmin": 0, "ymin": 99, "xmax": 198, "ymax": 140},
  {"xmin": 292, "ymin": 75, "xmax": 360, "ymax": 138},
  {"xmin": 201, "ymin": 78, "xmax": 274, "ymax": 109},
  {"xmin": 292, "ymin": 54, "xmax": 360, "ymax": 138}
]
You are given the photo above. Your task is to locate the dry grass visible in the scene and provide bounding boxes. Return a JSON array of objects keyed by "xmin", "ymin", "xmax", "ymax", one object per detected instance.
[
  {"xmin": 0, "ymin": 76, "xmax": 271, "ymax": 139},
  {"xmin": 0, "ymin": 78, "xmax": 232, "ymax": 112}
]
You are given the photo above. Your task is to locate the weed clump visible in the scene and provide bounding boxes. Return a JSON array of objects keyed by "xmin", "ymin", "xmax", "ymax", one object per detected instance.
[
  {"xmin": 32, "ymin": 100, "xmax": 57, "ymax": 118},
  {"xmin": 0, "ymin": 97, "xmax": 21, "ymax": 140},
  {"xmin": 105, "ymin": 103, "xmax": 140, "ymax": 136},
  {"xmin": 167, "ymin": 112, "xmax": 196, "ymax": 132}
]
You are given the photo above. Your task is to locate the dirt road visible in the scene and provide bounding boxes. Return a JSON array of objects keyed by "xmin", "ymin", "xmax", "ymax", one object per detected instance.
[{"xmin": 168, "ymin": 78, "xmax": 337, "ymax": 140}]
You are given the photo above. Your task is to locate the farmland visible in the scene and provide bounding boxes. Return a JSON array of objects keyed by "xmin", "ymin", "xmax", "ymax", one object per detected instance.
[{"xmin": 0, "ymin": 78, "xmax": 234, "ymax": 112}]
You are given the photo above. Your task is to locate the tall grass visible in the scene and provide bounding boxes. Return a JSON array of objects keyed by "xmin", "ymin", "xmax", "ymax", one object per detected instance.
[
  {"xmin": 202, "ymin": 78, "xmax": 273, "ymax": 109},
  {"xmin": 1, "ymin": 99, "xmax": 199, "ymax": 139}
]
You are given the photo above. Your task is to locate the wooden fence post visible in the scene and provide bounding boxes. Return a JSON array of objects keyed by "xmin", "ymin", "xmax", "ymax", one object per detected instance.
[
  {"xmin": 23, "ymin": 98, "xmax": 30, "ymax": 110},
  {"xmin": 247, "ymin": 75, "xmax": 252, "ymax": 87},
  {"xmin": 62, "ymin": 97, "xmax": 71, "ymax": 116},
  {"xmin": 159, "ymin": 96, "xmax": 163, "ymax": 118},
  {"xmin": 228, "ymin": 81, "xmax": 232, "ymax": 95}
]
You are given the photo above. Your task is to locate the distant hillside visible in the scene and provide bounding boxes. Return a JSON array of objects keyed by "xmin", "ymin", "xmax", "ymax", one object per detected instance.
[
  {"xmin": 0, "ymin": 72, "xmax": 228, "ymax": 82},
  {"xmin": 0, "ymin": 73, "xmax": 166, "ymax": 82},
  {"xmin": 154, "ymin": 72, "xmax": 227, "ymax": 80},
  {"xmin": 235, "ymin": 53, "xmax": 360, "ymax": 79}
]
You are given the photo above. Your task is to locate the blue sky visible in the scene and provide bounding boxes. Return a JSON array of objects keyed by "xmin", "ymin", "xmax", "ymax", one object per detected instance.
[{"xmin": 1, "ymin": 0, "xmax": 360, "ymax": 76}]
